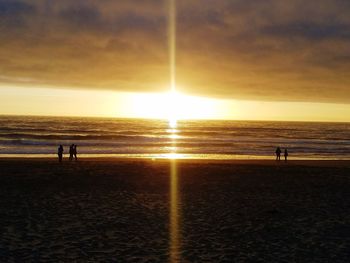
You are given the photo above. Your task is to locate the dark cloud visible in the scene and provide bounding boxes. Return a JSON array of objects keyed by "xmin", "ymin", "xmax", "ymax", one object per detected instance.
[
  {"xmin": 0, "ymin": 0, "xmax": 350, "ymax": 103},
  {"xmin": 59, "ymin": 4, "xmax": 102, "ymax": 28},
  {"xmin": 261, "ymin": 22, "xmax": 350, "ymax": 40},
  {"xmin": 0, "ymin": 0, "xmax": 35, "ymax": 15},
  {"xmin": 0, "ymin": 0, "xmax": 36, "ymax": 28}
]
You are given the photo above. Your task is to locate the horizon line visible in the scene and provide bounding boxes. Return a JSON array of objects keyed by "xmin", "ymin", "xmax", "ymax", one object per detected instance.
[{"xmin": 1, "ymin": 113, "xmax": 349, "ymax": 124}]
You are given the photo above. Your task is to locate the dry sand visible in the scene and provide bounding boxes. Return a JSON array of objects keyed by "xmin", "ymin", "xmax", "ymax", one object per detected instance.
[{"xmin": 0, "ymin": 158, "xmax": 349, "ymax": 262}]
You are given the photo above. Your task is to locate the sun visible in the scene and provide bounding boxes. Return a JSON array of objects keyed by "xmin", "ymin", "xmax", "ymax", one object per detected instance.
[{"xmin": 130, "ymin": 89, "xmax": 219, "ymax": 124}]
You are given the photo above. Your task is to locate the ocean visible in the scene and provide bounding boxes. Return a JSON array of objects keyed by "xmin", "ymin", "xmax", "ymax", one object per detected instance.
[{"xmin": 0, "ymin": 115, "xmax": 349, "ymax": 159}]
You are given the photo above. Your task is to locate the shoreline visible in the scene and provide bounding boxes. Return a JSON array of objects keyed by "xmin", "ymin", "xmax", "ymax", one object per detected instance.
[
  {"xmin": 0, "ymin": 157, "xmax": 349, "ymax": 167},
  {"xmin": 1, "ymin": 153, "xmax": 350, "ymax": 162}
]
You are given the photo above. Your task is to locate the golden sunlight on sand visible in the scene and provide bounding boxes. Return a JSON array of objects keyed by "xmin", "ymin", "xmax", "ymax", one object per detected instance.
[
  {"xmin": 170, "ymin": 159, "xmax": 180, "ymax": 263},
  {"xmin": 168, "ymin": 121, "xmax": 181, "ymax": 263}
]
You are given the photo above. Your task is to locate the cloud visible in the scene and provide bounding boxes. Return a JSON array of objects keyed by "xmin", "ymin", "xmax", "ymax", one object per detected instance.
[
  {"xmin": 261, "ymin": 22, "xmax": 350, "ymax": 41},
  {"xmin": 0, "ymin": 0, "xmax": 350, "ymax": 103},
  {"xmin": 0, "ymin": 0, "xmax": 35, "ymax": 15}
]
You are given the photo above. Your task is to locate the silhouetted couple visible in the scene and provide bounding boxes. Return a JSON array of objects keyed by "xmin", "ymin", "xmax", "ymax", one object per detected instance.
[
  {"xmin": 58, "ymin": 145, "xmax": 64, "ymax": 163},
  {"xmin": 69, "ymin": 144, "xmax": 78, "ymax": 161},
  {"xmin": 275, "ymin": 147, "xmax": 288, "ymax": 162},
  {"xmin": 57, "ymin": 144, "xmax": 78, "ymax": 162}
]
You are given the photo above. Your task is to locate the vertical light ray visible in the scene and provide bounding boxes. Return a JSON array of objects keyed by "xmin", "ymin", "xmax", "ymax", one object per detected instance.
[
  {"xmin": 169, "ymin": 158, "xmax": 180, "ymax": 263},
  {"xmin": 168, "ymin": 1, "xmax": 180, "ymax": 260},
  {"xmin": 168, "ymin": 121, "xmax": 181, "ymax": 262},
  {"xmin": 168, "ymin": 0, "xmax": 177, "ymax": 127},
  {"xmin": 169, "ymin": 0, "xmax": 176, "ymax": 93}
]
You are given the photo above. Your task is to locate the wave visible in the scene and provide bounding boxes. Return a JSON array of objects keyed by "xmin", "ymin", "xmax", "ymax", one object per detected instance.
[{"xmin": 0, "ymin": 116, "xmax": 349, "ymax": 158}]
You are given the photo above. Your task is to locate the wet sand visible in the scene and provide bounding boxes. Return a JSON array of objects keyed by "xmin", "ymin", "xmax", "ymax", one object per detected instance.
[{"xmin": 0, "ymin": 158, "xmax": 349, "ymax": 262}]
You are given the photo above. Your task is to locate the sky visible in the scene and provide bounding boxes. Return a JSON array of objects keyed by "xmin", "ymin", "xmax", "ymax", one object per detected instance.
[{"xmin": 0, "ymin": 0, "xmax": 350, "ymax": 121}]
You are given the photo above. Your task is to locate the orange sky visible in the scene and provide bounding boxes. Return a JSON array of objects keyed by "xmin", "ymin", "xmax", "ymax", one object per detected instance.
[
  {"xmin": 0, "ymin": 0, "xmax": 350, "ymax": 121},
  {"xmin": 1, "ymin": 85, "xmax": 350, "ymax": 122}
]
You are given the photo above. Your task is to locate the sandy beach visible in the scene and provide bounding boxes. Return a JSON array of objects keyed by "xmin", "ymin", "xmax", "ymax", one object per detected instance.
[{"xmin": 0, "ymin": 158, "xmax": 349, "ymax": 262}]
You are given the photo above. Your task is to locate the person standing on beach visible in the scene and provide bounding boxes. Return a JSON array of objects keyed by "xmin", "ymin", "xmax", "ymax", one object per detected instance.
[
  {"xmin": 73, "ymin": 144, "xmax": 78, "ymax": 161},
  {"xmin": 284, "ymin": 149, "xmax": 288, "ymax": 162},
  {"xmin": 275, "ymin": 147, "xmax": 281, "ymax": 161},
  {"xmin": 69, "ymin": 144, "xmax": 74, "ymax": 161},
  {"xmin": 58, "ymin": 145, "xmax": 64, "ymax": 163}
]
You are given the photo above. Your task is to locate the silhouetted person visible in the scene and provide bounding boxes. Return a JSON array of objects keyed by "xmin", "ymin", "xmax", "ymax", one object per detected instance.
[
  {"xmin": 275, "ymin": 147, "xmax": 281, "ymax": 161},
  {"xmin": 73, "ymin": 144, "xmax": 78, "ymax": 161},
  {"xmin": 58, "ymin": 145, "xmax": 63, "ymax": 163},
  {"xmin": 69, "ymin": 144, "xmax": 74, "ymax": 161},
  {"xmin": 284, "ymin": 149, "xmax": 288, "ymax": 162}
]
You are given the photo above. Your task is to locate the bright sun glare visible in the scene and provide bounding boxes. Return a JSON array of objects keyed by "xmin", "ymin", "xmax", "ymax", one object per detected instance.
[
  {"xmin": 130, "ymin": 0, "xmax": 219, "ymax": 126},
  {"xmin": 131, "ymin": 89, "xmax": 219, "ymax": 125}
]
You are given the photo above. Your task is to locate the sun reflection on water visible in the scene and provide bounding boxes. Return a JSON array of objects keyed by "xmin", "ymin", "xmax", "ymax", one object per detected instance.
[{"xmin": 169, "ymin": 118, "xmax": 177, "ymax": 129}]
